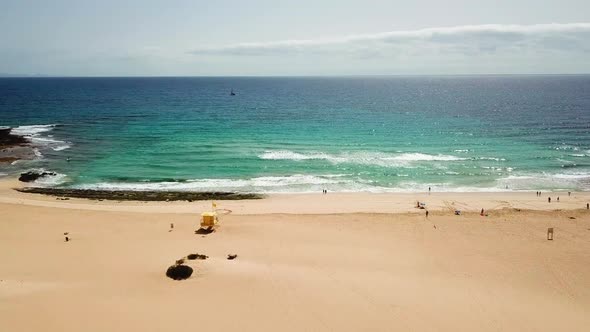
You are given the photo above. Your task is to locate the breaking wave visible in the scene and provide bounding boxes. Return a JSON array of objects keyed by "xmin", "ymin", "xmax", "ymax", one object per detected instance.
[
  {"xmin": 258, "ymin": 150, "xmax": 467, "ymax": 167},
  {"xmin": 496, "ymin": 172, "xmax": 590, "ymax": 191},
  {"xmin": 10, "ymin": 124, "xmax": 71, "ymax": 152},
  {"xmin": 74, "ymin": 174, "xmax": 372, "ymax": 193}
]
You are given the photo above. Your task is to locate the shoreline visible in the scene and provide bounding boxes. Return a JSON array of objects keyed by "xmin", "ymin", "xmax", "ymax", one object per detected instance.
[{"xmin": 2, "ymin": 177, "xmax": 589, "ymax": 215}]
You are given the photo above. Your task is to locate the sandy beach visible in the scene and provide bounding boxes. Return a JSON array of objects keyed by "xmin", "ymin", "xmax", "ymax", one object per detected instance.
[{"xmin": 1, "ymin": 178, "xmax": 590, "ymax": 331}]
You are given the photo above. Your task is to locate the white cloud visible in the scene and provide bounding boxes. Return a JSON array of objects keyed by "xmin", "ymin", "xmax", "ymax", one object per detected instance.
[{"xmin": 189, "ymin": 23, "xmax": 590, "ymax": 58}]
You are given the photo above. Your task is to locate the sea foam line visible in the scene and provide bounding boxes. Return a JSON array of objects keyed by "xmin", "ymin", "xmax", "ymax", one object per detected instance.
[
  {"xmin": 258, "ymin": 150, "xmax": 468, "ymax": 167},
  {"xmin": 73, "ymin": 174, "xmax": 369, "ymax": 193},
  {"xmin": 10, "ymin": 124, "xmax": 71, "ymax": 152}
]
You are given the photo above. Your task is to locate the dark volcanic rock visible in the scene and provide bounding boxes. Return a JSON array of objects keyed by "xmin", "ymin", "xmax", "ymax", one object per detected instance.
[
  {"xmin": 166, "ymin": 265, "xmax": 193, "ymax": 280},
  {"xmin": 0, "ymin": 128, "xmax": 36, "ymax": 164},
  {"xmin": 15, "ymin": 187, "xmax": 263, "ymax": 201},
  {"xmin": 0, "ymin": 128, "xmax": 29, "ymax": 148},
  {"xmin": 19, "ymin": 171, "xmax": 57, "ymax": 182},
  {"xmin": 187, "ymin": 254, "xmax": 208, "ymax": 260}
]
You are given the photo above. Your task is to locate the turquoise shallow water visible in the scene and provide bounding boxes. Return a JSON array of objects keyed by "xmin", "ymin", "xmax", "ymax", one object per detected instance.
[{"xmin": 1, "ymin": 76, "xmax": 590, "ymax": 192}]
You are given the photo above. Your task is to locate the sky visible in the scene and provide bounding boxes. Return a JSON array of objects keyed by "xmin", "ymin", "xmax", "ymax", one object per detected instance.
[{"xmin": 0, "ymin": 0, "xmax": 589, "ymax": 76}]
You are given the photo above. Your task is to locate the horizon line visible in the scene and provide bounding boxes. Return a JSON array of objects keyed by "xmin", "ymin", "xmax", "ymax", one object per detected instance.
[{"xmin": 1, "ymin": 73, "xmax": 590, "ymax": 78}]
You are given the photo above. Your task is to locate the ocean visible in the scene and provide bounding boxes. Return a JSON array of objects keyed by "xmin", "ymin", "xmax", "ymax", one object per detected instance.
[{"xmin": 1, "ymin": 76, "xmax": 589, "ymax": 193}]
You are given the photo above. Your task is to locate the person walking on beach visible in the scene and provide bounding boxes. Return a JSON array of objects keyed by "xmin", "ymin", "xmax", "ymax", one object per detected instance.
[
  {"xmin": 587, "ymin": 203, "xmax": 589, "ymax": 210},
  {"xmin": 480, "ymin": 208, "xmax": 484, "ymax": 216},
  {"xmin": 548, "ymin": 197, "xmax": 551, "ymax": 203},
  {"xmin": 428, "ymin": 187, "xmax": 431, "ymax": 194},
  {"xmin": 425, "ymin": 210, "xmax": 429, "ymax": 218},
  {"xmin": 568, "ymin": 191, "xmax": 571, "ymax": 197},
  {"xmin": 557, "ymin": 197, "xmax": 559, "ymax": 202}
]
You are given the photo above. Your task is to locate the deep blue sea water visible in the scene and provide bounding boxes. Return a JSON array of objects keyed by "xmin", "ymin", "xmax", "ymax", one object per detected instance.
[{"xmin": 1, "ymin": 76, "xmax": 590, "ymax": 192}]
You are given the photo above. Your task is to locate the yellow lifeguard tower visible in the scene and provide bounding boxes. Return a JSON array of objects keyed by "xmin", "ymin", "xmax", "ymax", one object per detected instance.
[{"xmin": 200, "ymin": 211, "xmax": 218, "ymax": 228}]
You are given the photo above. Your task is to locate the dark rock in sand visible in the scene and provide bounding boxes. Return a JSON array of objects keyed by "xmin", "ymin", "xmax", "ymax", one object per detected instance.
[
  {"xmin": 166, "ymin": 265, "xmax": 193, "ymax": 280},
  {"xmin": 15, "ymin": 187, "xmax": 263, "ymax": 201},
  {"xmin": 187, "ymin": 253, "xmax": 208, "ymax": 260},
  {"xmin": 195, "ymin": 227, "xmax": 215, "ymax": 235},
  {"xmin": 19, "ymin": 170, "xmax": 57, "ymax": 182}
]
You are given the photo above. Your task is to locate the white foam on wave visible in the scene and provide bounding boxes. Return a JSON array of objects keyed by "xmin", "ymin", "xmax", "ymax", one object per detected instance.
[
  {"xmin": 24, "ymin": 169, "xmax": 68, "ymax": 187},
  {"xmin": 73, "ymin": 172, "xmax": 577, "ymax": 194},
  {"xmin": 496, "ymin": 172, "xmax": 590, "ymax": 190},
  {"xmin": 10, "ymin": 124, "xmax": 71, "ymax": 152},
  {"xmin": 74, "ymin": 174, "xmax": 384, "ymax": 193},
  {"xmin": 388, "ymin": 153, "xmax": 465, "ymax": 162},
  {"xmin": 258, "ymin": 150, "xmax": 467, "ymax": 167},
  {"xmin": 71, "ymin": 171, "xmax": 590, "ymax": 193},
  {"xmin": 10, "ymin": 124, "xmax": 56, "ymax": 136},
  {"xmin": 259, "ymin": 150, "xmax": 331, "ymax": 161},
  {"xmin": 554, "ymin": 145, "xmax": 580, "ymax": 151}
]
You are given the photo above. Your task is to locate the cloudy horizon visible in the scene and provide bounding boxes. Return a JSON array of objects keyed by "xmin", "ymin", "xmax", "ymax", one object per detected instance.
[{"xmin": 1, "ymin": 1, "xmax": 589, "ymax": 76}]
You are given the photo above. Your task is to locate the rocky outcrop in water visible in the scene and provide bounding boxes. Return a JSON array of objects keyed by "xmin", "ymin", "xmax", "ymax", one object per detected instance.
[
  {"xmin": 18, "ymin": 170, "xmax": 57, "ymax": 182},
  {"xmin": 0, "ymin": 128, "xmax": 35, "ymax": 164},
  {"xmin": 0, "ymin": 128, "xmax": 29, "ymax": 147},
  {"xmin": 15, "ymin": 187, "xmax": 263, "ymax": 201}
]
